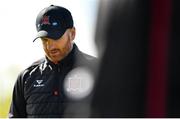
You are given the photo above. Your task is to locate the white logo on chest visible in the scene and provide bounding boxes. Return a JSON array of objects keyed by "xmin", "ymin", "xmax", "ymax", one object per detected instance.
[{"xmin": 34, "ymin": 80, "xmax": 45, "ymax": 87}]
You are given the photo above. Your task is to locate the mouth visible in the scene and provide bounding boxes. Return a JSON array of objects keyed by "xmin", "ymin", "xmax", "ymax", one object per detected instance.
[{"xmin": 49, "ymin": 49, "xmax": 60, "ymax": 56}]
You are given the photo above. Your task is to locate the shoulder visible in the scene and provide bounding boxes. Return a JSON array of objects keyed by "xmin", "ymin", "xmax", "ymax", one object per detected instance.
[
  {"xmin": 29, "ymin": 58, "xmax": 46, "ymax": 68},
  {"xmin": 76, "ymin": 49, "xmax": 97, "ymax": 64},
  {"xmin": 74, "ymin": 49, "xmax": 99, "ymax": 74},
  {"xmin": 81, "ymin": 52, "xmax": 98, "ymax": 65},
  {"xmin": 73, "ymin": 44, "xmax": 97, "ymax": 62},
  {"xmin": 17, "ymin": 58, "xmax": 46, "ymax": 82},
  {"xmin": 25, "ymin": 58, "xmax": 45, "ymax": 73}
]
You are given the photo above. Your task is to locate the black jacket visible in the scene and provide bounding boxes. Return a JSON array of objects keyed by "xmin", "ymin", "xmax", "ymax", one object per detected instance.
[{"xmin": 9, "ymin": 44, "xmax": 97, "ymax": 118}]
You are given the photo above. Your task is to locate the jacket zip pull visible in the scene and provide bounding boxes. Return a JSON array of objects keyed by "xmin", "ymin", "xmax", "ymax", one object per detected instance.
[{"xmin": 53, "ymin": 89, "xmax": 59, "ymax": 96}]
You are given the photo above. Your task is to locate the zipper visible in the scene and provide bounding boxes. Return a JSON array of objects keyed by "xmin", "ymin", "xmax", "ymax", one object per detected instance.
[
  {"xmin": 52, "ymin": 64, "xmax": 61, "ymax": 96},
  {"xmin": 56, "ymin": 63, "xmax": 61, "ymax": 73},
  {"xmin": 57, "ymin": 67, "xmax": 60, "ymax": 72}
]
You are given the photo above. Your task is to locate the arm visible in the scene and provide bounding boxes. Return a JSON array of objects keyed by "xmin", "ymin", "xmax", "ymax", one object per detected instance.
[{"xmin": 9, "ymin": 72, "xmax": 27, "ymax": 117}]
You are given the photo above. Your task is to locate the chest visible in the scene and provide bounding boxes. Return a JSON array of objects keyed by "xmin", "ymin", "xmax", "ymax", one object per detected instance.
[{"xmin": 24, "ymin": 67, "xmax": 71, "ymax": 105}]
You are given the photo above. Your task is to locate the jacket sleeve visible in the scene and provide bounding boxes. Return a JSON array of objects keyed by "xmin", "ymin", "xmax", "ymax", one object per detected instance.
[{"xmin": 9, "ymin": 71, "xmax": 27, "ymax": 118}]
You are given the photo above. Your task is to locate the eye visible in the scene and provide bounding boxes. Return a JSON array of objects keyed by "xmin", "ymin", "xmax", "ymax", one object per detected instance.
[
  {"xmin": 41, "ymin": 38, "xmax": 48, "ymax": 44},
  {"xmin": 41, "ymin": 38, "xmax": 48, "ymax": 41}
]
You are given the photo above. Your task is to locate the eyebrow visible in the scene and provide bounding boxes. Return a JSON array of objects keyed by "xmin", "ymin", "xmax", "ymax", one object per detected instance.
[{"xmin": 41, "ymin": 38, "xmax": 48, "ymax": 40}]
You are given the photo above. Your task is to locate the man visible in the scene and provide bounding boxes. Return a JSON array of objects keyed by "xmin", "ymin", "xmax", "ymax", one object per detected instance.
[{"xmin": 9, "ymin": 5, "xmax": 97, "ymax": 118}]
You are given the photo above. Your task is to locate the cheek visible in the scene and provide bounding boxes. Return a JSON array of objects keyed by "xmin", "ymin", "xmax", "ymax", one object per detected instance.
[
  {"xmin": 58, "ymin": 37, "xmax": 71, "ymax": 51},
  {"xmin": 42, "ymin": 44, "xmax": 47, "ymax": 52},
  {"xmin": 42, "ymin": 41, "xmax": 47, "ymax": 50},
  {"xmin": 42, "ymin": 44, "xmax": 50, "ymax": 56},
  {"xmin": 66, "ymin": 35, "xmax": 73, "ymax": 49},
  {"xmin": 62, "ymin": 39, "xmax": 72, "ymax": 52}
]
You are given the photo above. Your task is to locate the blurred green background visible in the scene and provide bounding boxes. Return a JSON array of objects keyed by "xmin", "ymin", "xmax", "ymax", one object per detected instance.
[{"xmin": 0, "ymin": 65, "xmax": 22, "ymax": 117}]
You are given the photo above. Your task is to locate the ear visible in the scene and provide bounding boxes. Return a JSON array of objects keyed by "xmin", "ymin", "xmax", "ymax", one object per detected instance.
[{"xmin": 69, "ymin": 27, "xmax": 76, "ymax": 41}]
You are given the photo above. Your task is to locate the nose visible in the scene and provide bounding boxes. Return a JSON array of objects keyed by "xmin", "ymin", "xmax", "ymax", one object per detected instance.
[{"xmin": 46, "ymin": 39, "xmax": 56, "ymax": 50}]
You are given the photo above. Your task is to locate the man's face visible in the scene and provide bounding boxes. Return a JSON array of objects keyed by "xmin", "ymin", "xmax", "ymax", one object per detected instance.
[{"xmin": 41, "ymin": 28, "xmax": 75, "ymax": 64}]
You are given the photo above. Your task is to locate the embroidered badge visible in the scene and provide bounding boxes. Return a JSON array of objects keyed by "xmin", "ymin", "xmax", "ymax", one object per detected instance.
[
  {"xmin": 34, "ymin": 80, "xmax": 45, "ymax": 87},
  {"xmin": 41, "ymin": 16, "xmax": 50, "ymax": 25}
]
